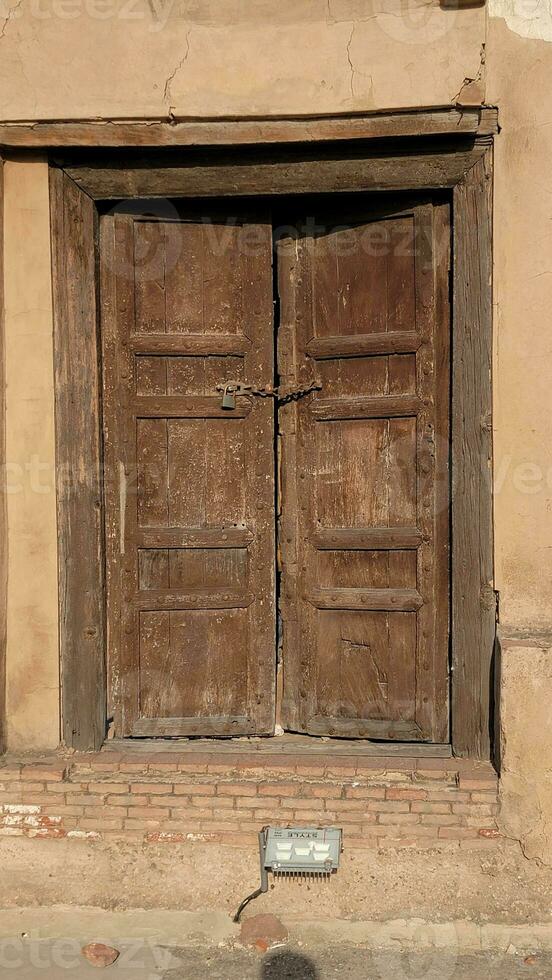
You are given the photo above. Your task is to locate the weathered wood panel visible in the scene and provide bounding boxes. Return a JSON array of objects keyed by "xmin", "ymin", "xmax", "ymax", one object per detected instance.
[
  {"xmin": 312, "ymin": 394, "xmax": 422, "ymax": 421},
  {"xmin": 306, "ymin": 331, "xmax": 421, "ymax": 359},
  {"xmin": 132, "ymin": 715, "xmax": 253, "ymax": 737},
  {"xmin": 131, "ymin": 333, "xmax": 250, "ymax": 356},
  {"xmin": 50, "ymin": 166, "xmax": 106, "ymax": 751},
  {"xmin": 308, "ymin": 588, "xmax": 423, "ymax": 612},
  {"xmin": 132, "ymin": 395, "xmax": 253, "ymax": 418},
  {"xmin": 136, "ymin": 528, "xmax": 253, "ymax": 549},
  {"xmin": 306, "ymin": 716, "xmax": 423, "ymax": 739},
  {"xmin": 0, "ymin": 108, "xmax": 498, "ymax": 149},
  {"xmin": 133, "ymin": 590, "xmax": 254, "ymax": 611},
  {"xmin": 101, "ymin": 208, "xmax": 276, "ymax": 737},
  {"xmin": 452, "ymin": 150, "xmax": 495, "ymax": 759},
  {"xmin": 313, "ymin": 528, "xmax": 422, "ymax": 550},
  {"xmin": 64, "ymin": 143, "xmax": 488, "ymax": 200},
  {"xmin": 278, "ymin": 201, "xmax": 451, "ymax": 742},
  {"xmin": 105, "ymin": 731, "xmax": 452, "ymax": 756}
]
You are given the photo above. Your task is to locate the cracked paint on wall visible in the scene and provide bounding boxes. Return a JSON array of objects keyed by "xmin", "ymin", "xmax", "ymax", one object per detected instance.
[
  {"xmin": 451, "ymin": 42, "xmax": 486, "ymax": 104},
  {"xmin": 489, "ymin": 0, "xmax": 552, "ymax": 41},
  {"xmin": 0, "ymin": 0, "xmax": 485, "ymax": 118},
  {"xmin": 163, "ymin": 28, "xmax": 191, "ymax": 107}
]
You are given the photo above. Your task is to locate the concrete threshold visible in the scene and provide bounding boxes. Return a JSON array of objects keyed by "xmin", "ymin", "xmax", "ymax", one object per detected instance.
[{"xmin": 0, "ymin": 908, "xmax": 552, "ymax": 954}]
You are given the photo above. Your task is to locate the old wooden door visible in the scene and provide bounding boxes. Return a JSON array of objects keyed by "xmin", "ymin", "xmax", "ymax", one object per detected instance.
[
  {"xmin": 100, "ymin": 195, "xmax": 450, "ymax": 742},
  {"xmin": 277, "ymin": 199, "xmax": 451, "ymax": 742},
  {"xmin": 100, "ymin": 206, "xmax": 276, "ymax": 737}
]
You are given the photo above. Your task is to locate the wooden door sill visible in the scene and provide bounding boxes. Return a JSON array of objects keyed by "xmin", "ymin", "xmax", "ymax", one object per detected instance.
[{"xmin": 102, "ymin": 733, "xmax": 452, "ymax": 760}]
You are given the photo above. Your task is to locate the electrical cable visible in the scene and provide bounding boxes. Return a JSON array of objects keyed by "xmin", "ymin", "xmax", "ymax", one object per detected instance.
[{"xmin": 233, "ymin": 828, "xmax": 269, "ymax": 923}]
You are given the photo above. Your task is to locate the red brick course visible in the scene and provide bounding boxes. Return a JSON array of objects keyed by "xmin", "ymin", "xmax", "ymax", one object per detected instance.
[{"xmin": 0, "ymin": 754, "xmax": 501, "ymax": 850}]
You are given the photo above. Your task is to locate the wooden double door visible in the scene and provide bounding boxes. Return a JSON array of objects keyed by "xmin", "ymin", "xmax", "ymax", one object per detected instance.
[{"xmin": 100, "ymin": 195, "xmax": 450, "ymax": 742}]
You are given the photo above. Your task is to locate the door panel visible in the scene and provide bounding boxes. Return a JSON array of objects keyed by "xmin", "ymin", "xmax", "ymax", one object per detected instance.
[
  {"xmin": 278, "ymin": 201, "xmax": 450, "ymax": 741},
  {"xmin": 101, "ymin": 207, "xmax": 276, "ymax": 737}
]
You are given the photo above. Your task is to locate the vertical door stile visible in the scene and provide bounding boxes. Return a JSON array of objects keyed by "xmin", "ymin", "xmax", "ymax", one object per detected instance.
[
  {"xmin": 413, "ymin": 203, "xmax": 440, "ymax": 740},
  {"xmin": 242, "ymin": 217, "xmax": 276, "ymax": 733},
  {"xmin": 277, "ymin": 230, "xmax": 318, "ymax": 732},
  {"xmin": 276, "ymin": 231, "xmax": 299, "ymax": 730},
  {"xmin": 432, "ymin": 202, "xmax": 452, "ymax": 742},
  {"xmin": 100, "ymin": 213, "xmax": 123, "ymax": 734},
  {"xmin": 118, "ymin": 214, "xmax": 141, "ymax": 735},
  {"xmin": 296, "ymin": 233, "xmax": 323, "ymax": 733},
  {"xmin": 277, "ymin": 231, "xmax": 298, "ymax": 730}
]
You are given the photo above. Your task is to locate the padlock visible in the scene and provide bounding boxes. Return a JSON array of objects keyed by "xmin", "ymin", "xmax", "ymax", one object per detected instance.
[{"xmin": 221, "ymin": 384, "xmax": 236, "ymax": 410}]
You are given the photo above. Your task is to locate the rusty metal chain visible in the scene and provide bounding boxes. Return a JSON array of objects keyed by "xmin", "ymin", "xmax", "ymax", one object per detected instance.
[{"xmin": 216, "ymin": 380, "xmax": 322, "ymax": 409}]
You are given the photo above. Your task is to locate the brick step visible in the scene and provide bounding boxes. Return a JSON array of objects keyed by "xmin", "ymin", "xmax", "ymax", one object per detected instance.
[{"xmin": 0, "ymin": 755, "xmax": 500, "ymax": 851}]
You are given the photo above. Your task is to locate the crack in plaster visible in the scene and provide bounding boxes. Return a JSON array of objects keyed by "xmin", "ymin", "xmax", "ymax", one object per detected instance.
[
  {"xmin": 163, "ymin": 28, "xmax": 192, "ymax": 108},
  {"xmin": 346, "ymin": 23, "xmax": 356, "ymax": 97},
  {"xmin": 500, "ymin": 721, "xmax": 552, "ymax": 869},
  {"xmin": 328, "ymin": 1, "xmax": 436, "ymax": 103},
  {"xmin": 0, "ymin": 0, "xmax": 23, "ymax": 41},
  {"xmin": 345, "ymin": 22, "xmax": 373, "ymax": 100},
  {"xmin": 327, "ymin": 0, "xmax": 435, "ymax": 25},
  {"xmin": 452, "ymin": 42, "xmax": 486, "ymax": 104}
]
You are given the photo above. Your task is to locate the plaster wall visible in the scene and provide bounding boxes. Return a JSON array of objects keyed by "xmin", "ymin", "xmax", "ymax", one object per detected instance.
[
  {"xmin": 485, "ymin": 12, "xmax": 552, "ymax": 862},
  {"xmin": 2, "ymin": 157, "xmax": 59, "ymax": 752},
  {"xmin": 498, "ymin": 635, "xmax": 552, "ymax": 864},
  {"xmin": 0, "ymin": 0, "xmax": 485, "ymax": 119},
  {"xmin": 0, "ymin": 0, "xmax": 551, "ymax": 865},
  {"xmin": 487, "ymin": 13, "xmax": 552, "ymax": 632},
  {"xmin": 486, "ymin": 10, "xmax": 552, "ymax": 865}
]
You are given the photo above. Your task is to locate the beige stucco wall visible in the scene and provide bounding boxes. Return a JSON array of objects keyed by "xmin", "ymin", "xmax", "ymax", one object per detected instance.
[
  {"xmin": 487, "ymin": 12, "xmax": 552, "ymax": 633},
  {"xmin": 1, "ymin": 0, "xmax": 552, "ymax": 862},
  {"xmin": 2, "ymin": 157, "xmax": 59, "ymax": 752},
  {"xmin": 0, "ymin": 0, "xmax": 548, "ymax": 640},
  {"xmin": 486, "ymin": 7, "xmax": 552, "ymax": 863},
  {"xmin": 0, "ymin": 0, "xmax": 484, "ymax": 118},
  {"xmin": 498, "ymin": 635, "xmax": 552, "ymax": 864}
]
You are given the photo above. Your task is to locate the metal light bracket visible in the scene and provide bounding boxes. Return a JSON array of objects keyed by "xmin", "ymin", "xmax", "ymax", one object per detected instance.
[{"xmin": 233, "ymin": 825, "xmax": 343, "ymax": 922}]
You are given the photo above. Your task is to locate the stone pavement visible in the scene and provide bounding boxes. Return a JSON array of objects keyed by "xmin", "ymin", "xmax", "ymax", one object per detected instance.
[
  {"xmin": 168, "ymin": 946, "xmax": 552, "ymax": 979},
  {"xmin": 1, "ymin": 942, "xmax": 551, "ymax": 979}
]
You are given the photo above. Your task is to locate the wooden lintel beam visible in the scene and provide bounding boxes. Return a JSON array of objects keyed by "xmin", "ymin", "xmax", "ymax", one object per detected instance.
[
  {"xmin": 0, "ymin": 107, "xmax": 499, "ymax": 149},
  {"xmin": 63, "ymin": 144, "xmax": 489, "ymax": 199}
]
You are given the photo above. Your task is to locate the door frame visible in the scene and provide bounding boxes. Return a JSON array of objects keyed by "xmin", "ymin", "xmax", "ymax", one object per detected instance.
[{"xmin": 43, "ymin": 108, "xmax": 496, "ymax": 757}]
